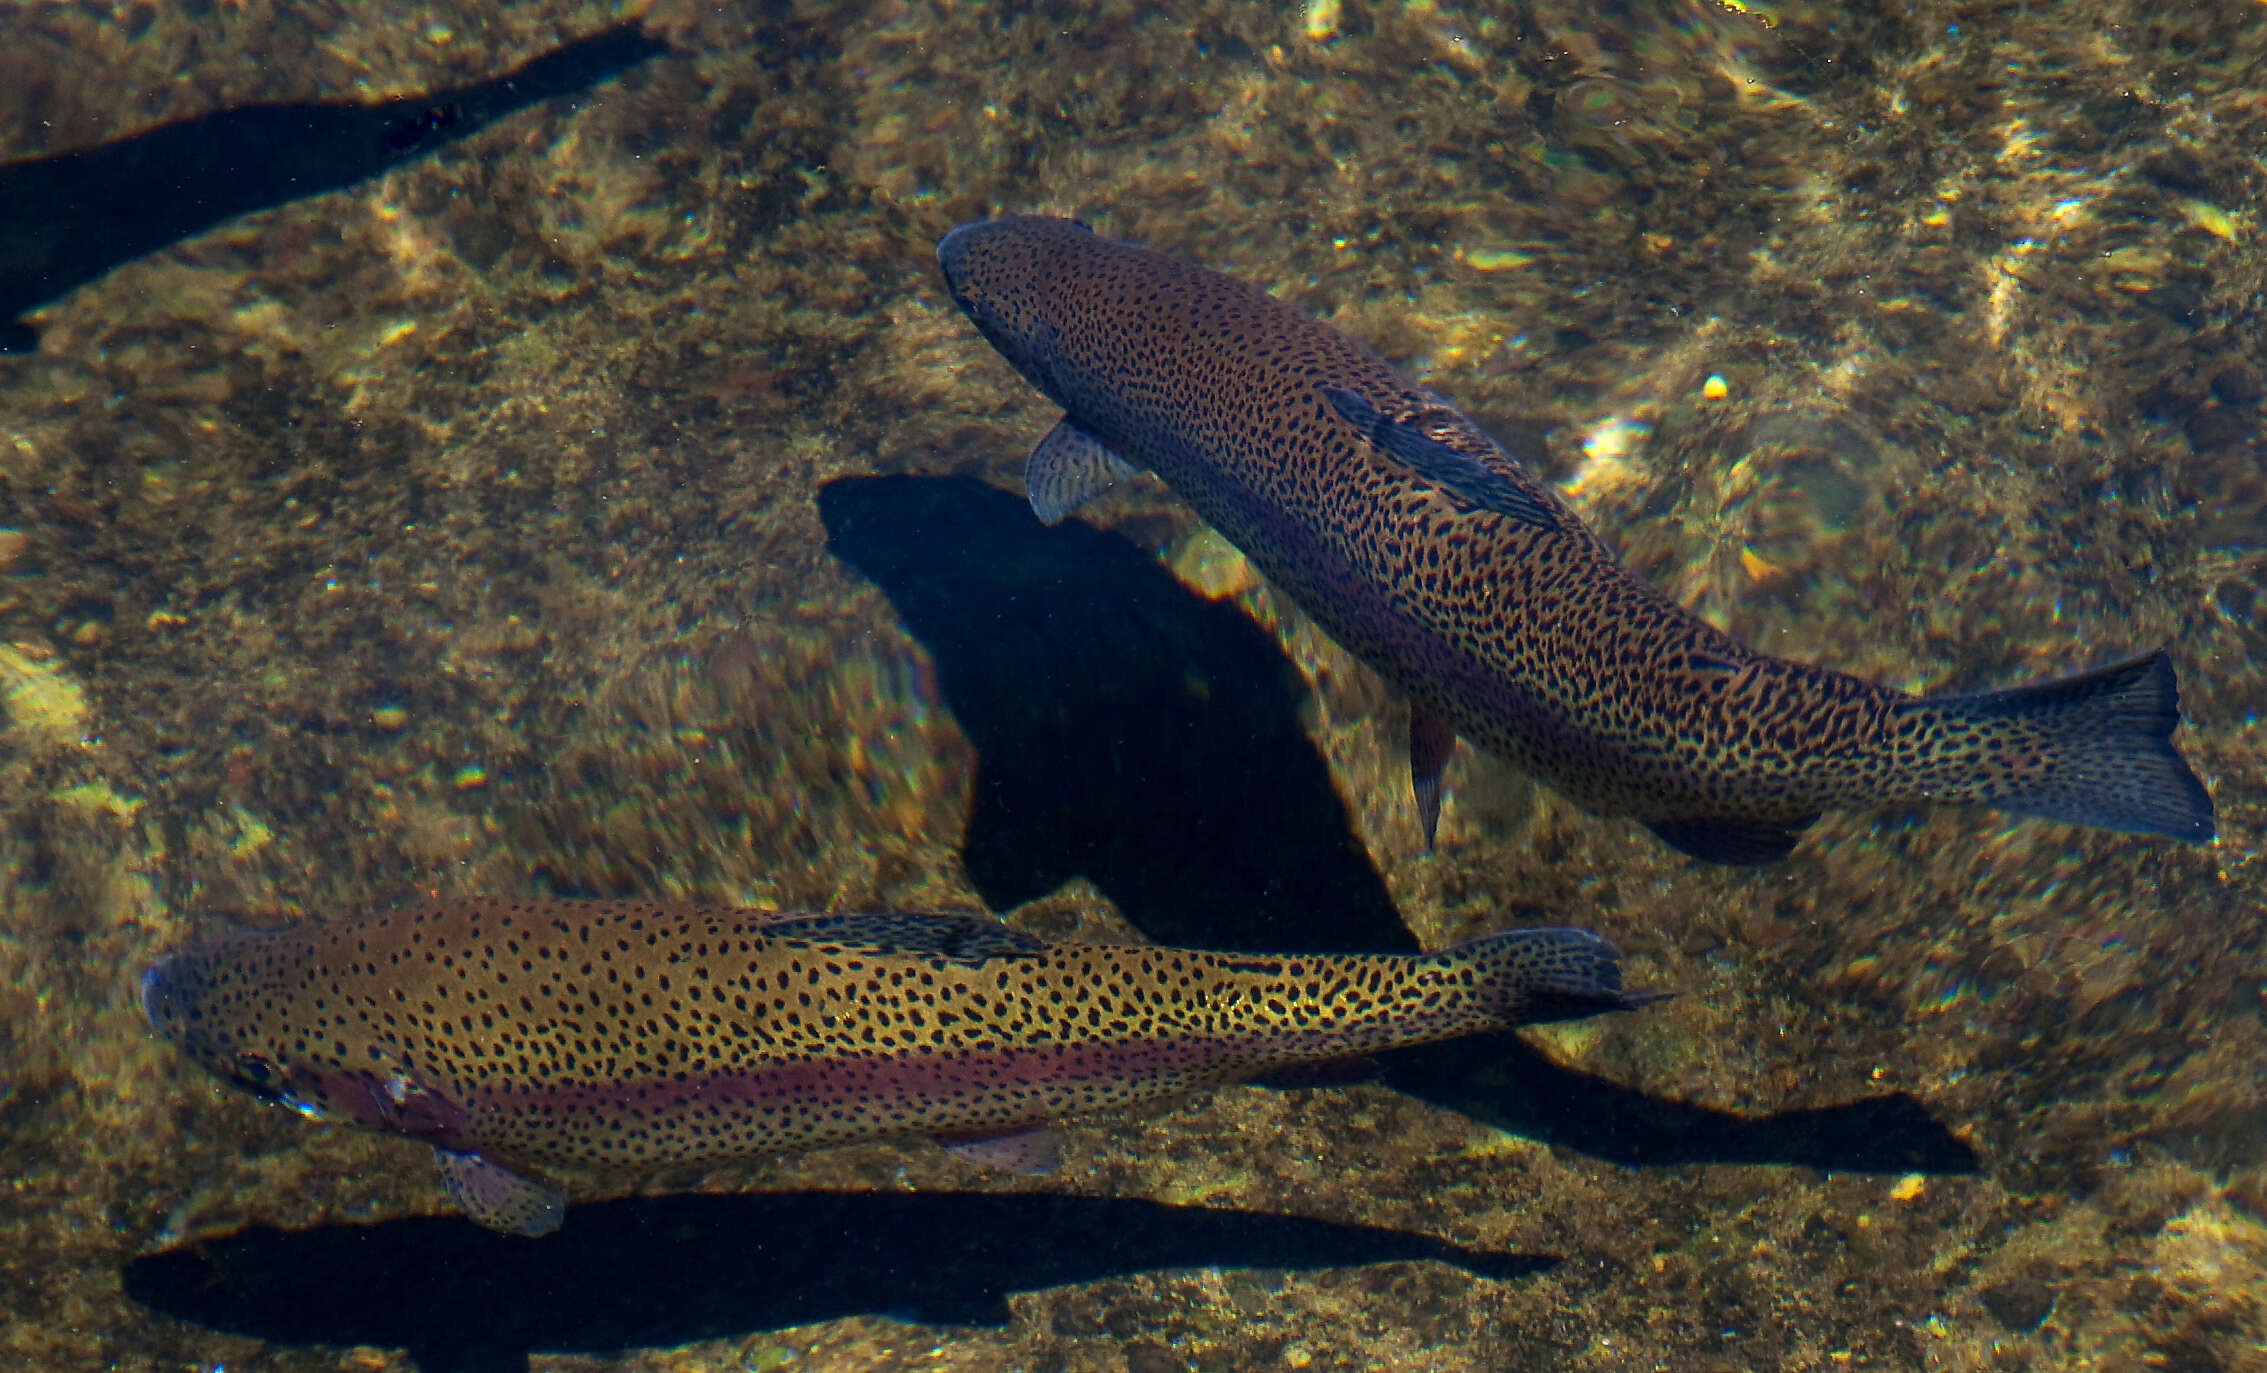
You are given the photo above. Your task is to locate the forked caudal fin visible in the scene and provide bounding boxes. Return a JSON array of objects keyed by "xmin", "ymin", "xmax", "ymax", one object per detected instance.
[
  {"xmin": 1458, "ymin": 926, "xmax": 1668, "ymax": 1027},
  {"xmin": 1929, "ymin": 647, "xmax": 2214, "ymax": 841}
]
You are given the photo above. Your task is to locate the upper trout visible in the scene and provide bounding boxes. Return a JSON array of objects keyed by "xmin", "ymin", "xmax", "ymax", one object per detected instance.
[
  {"xmin": 142, "ymin": 899, "xmax": 1655, "ymax": 1234},
  {"xmin": 935, "ymin": 215, "xmax": 2215, "ymax": 864}
]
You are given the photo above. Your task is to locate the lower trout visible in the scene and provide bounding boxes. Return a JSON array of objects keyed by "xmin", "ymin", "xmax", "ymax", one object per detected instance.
[
  {"xmin": 935, "ymin": 215, "xmax": 2214, "ymax": 863},
  {"xmin": 142, "ymin": 899, "xmax": 1656, "ymax": 1235}
]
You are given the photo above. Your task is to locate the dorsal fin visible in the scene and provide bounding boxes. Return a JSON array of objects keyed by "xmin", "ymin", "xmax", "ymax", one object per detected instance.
[
  {"xmin": 1322, "ymin": 386, "xmax": 1561, "ymax": 530},
  {"xmin": 757, "ymin": 912, "xmax": 1047, "ymax": 963}
]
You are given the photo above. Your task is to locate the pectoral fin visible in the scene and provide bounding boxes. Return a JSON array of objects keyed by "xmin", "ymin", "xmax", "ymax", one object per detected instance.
[
  {"xmin": 1026, "ymin": 418, "xmax": 1137, "ymax": 524},
  {"xmin": 435, "ymin": 1148, "xmax": 566, "ymax": 1237},
  {"xmin": 1409, "ymin": 704, "xmax": 1458, "ymax": 850},
  {"xmin": 936, "ymin": 1125, "xmax": 1063, "ymax": 1175}
]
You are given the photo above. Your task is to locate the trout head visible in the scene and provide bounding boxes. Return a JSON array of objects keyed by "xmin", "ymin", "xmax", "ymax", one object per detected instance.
[
  {"xmin": 936, "ymin": 214, "xmax": 1098, "ymax": 403},
  {"xmin": 140, "ymin": 930, "xmax": 470, "ymax": 1145}
]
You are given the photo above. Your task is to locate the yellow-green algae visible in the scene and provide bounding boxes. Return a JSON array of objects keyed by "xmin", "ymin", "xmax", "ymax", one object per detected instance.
[
  {"xmin": 0, "ymin": 641, "xmax": 88, "ymax": 751},
  {"xmin": 0, "ymin": 0, "xmax": 2263, "ymax": 1371}
]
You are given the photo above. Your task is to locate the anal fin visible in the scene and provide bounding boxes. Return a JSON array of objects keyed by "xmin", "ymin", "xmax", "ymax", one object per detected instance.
[
  {"xmin": 1645, "ymin": 814, "xmax": 1818, "ymax": 866},
  {"xmin": 435, "ymin": 1148, "xmax": 565, "ymax": 1237},
  {"xmin": 1248, "ymin": 1055, "xmax": 1381, "ymax": 1089},
  {"xmin": 1025, "ymin": 418, "xmax": 1137, "ymax": 525},
  {"xmin": 1409, "ymin": 705, "xmax": 1458, "ymax": 851},
  {"xmin": 936, "ymin": 1125, "xmax": 1062, "ymax": 1175}
]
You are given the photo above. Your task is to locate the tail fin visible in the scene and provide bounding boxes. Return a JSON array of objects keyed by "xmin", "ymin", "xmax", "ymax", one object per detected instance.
[
  {"xmin": 1457, "ymin": 926, "xmax": 1669, "ymax": 1027},
  {"xmin": 1932, "ymin": 647, "xmax": 2214, "ymax": 841}
]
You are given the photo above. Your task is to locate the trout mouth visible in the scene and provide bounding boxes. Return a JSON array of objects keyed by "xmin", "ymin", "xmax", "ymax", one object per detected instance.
[
  {"xmin": 137, "ymin": 956, "xmax": 170, "ymax": 1029},
  {"xmin": 935, "ymin": 221, "xmax": 1020, "ymax": 364},
  {"xmin": 137, "ymin": 952, "xmax": 197, "ymax": 1035},
  {"xmin": 229, "ymin": 1052, "xmax": 287, "ymax": 1102},
  {"xmin": 140, "ymin": 952, "xmax": 303, "ymax": 1111},
  {"xmin": 935, "ymin": 218, "xmax": 987, "ymax": 282}
]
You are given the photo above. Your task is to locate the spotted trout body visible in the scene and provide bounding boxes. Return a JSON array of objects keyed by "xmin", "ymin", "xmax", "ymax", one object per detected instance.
[
  {"xmin": 142, "ymin": 900, "xmax": 1651, "ymax": 1234},
  {"xmin": 936, "ymin": 215, "xmax": 2213, "ymax": 863}
]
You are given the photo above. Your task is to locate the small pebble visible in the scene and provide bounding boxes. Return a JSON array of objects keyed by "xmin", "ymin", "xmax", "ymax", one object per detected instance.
[{"xmin": 2208, "ymin": 364, "xmax": 2260, "ymax": 407}]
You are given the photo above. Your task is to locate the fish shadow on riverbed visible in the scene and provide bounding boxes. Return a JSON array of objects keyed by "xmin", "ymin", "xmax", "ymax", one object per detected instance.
[
  {"xmin": 819, "ymin": 474, "xmax": 1979, "ymax": 1179},
  {"xmin": 124, "ymin": 1190, "xmax": 1550, "ymax": 1373},
  {"xmin": 0, "ymin": 22, "xmax": 668, "ymax": 352},
  {"xmin": 821, "ymin": 472, "xmax": 1398, "ymax": 955}
]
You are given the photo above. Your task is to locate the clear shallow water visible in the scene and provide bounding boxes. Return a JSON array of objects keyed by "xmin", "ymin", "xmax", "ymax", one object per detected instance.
[{"xmin": 0, "ymin": 1, "xmax": 2262, "ymax": 1370}]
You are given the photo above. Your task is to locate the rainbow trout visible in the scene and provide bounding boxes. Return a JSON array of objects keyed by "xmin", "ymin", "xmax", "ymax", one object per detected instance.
[
  {"xmin": 935, "ymin": 215, "xmax": 2215, "ymax": 863},
  {"xmin": 141, "ymin": 900, "xmax": 1656, "ymax": 1235}
]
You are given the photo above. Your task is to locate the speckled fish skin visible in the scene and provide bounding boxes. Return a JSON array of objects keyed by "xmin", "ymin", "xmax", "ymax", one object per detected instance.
[
  {"xmin": 935, "ymin": 214, "xmax": 2214, "ymax": 863},
  {"xmin": 141, "ymin": 899, "xmax": 1652, "ymax": 1233}
]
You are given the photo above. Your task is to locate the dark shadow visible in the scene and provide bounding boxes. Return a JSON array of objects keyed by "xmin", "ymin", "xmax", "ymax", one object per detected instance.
[
  {"xmin": 819, "ymin": 473, "xmax": 1981, "ymax": 1177},
  {"xmin": 0, "ymin": 22, "xmax": 670, "ymax": 352},
  {"xmin": 820, "ymin": 472, "xmax": 1412, "ymax": 955},
  {"xmin": 123, "ymin": 1190, "xmax": 1552, "ymax": 1373},
  {"xmin": 1372, "ymin": 1036, "xmax": 1981, "ymax": 1174}
]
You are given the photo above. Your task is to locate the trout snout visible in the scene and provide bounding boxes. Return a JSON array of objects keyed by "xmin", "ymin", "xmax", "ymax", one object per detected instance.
[{"xmin": 138, "ymin": 953, "xmax": 183, "ymax": 1034}]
